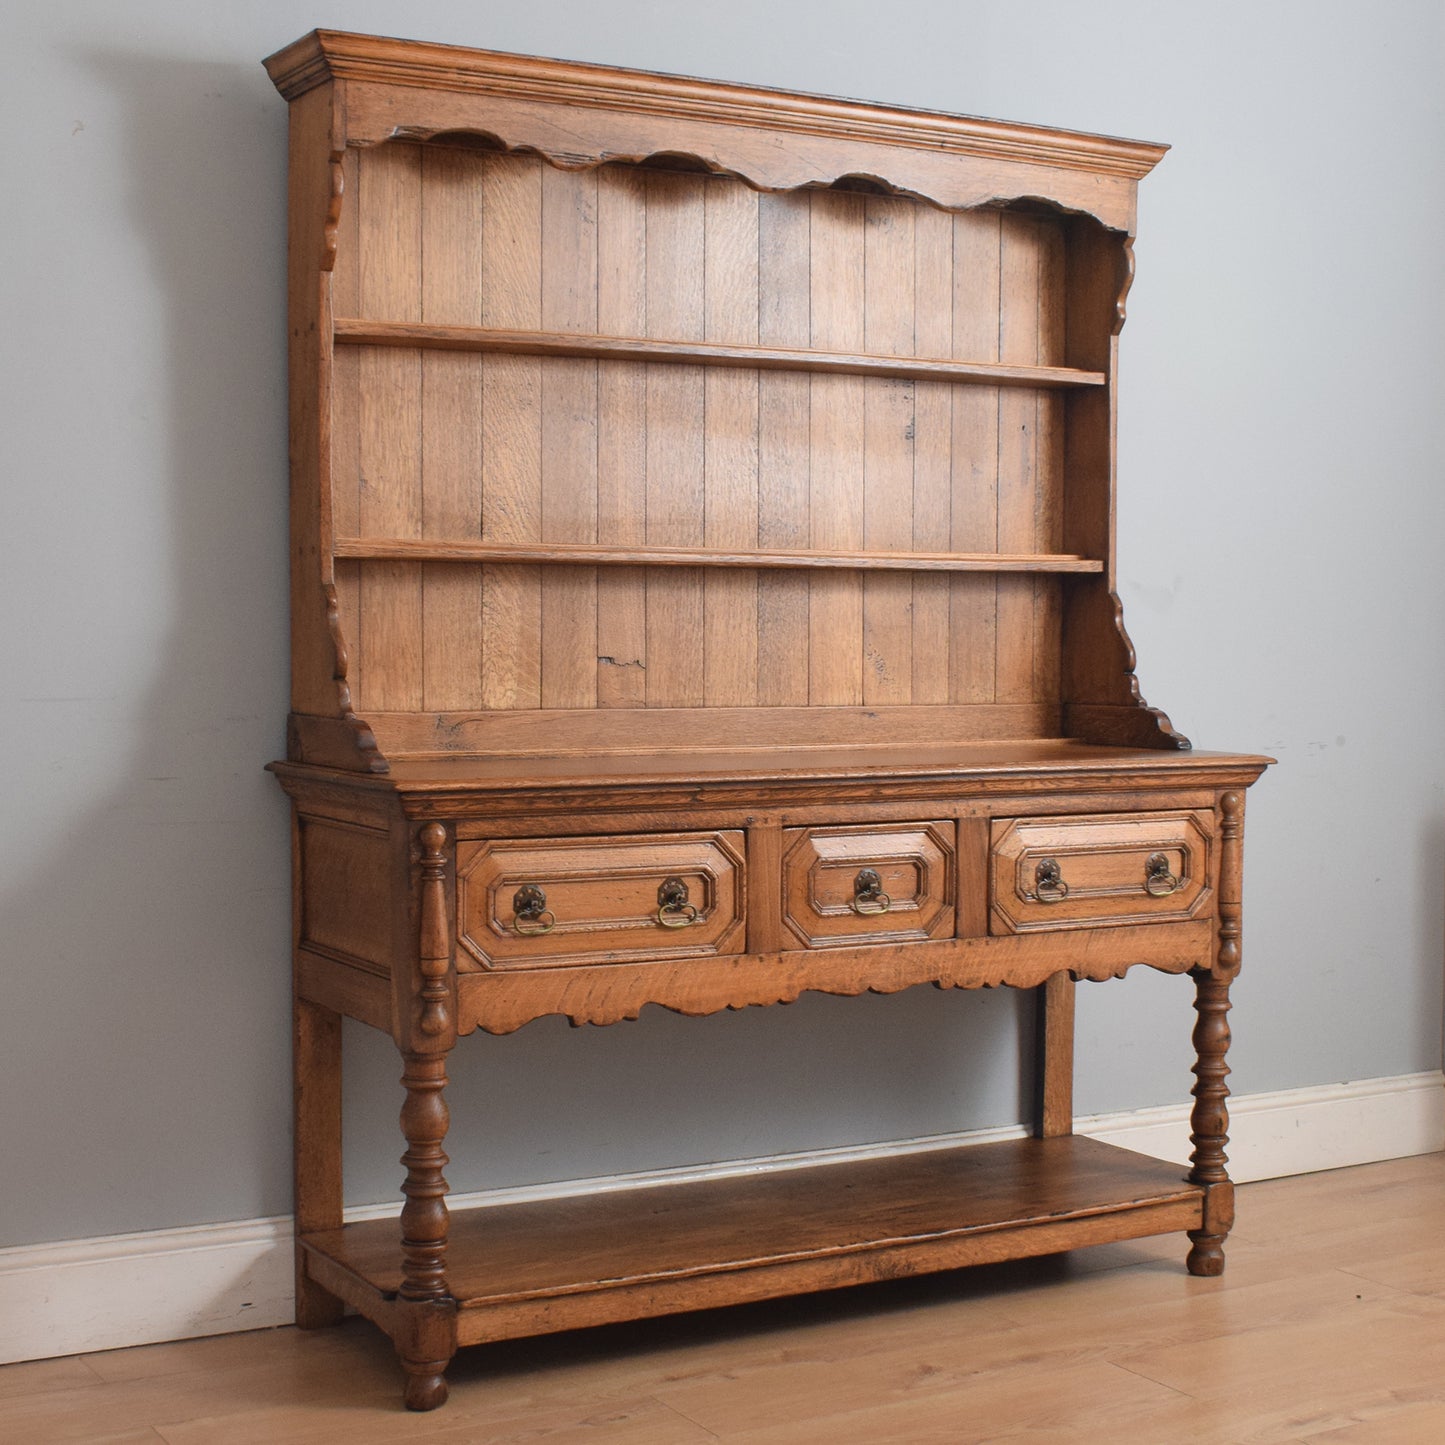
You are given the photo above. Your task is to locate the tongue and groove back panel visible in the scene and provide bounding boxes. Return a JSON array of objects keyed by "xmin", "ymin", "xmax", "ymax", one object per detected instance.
[{"xmin": 328, "ymin": 141, "xmax": 1078, "ymax": 758}]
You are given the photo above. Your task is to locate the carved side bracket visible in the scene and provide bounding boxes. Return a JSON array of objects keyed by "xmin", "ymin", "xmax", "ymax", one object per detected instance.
[{"xmin": 322, "ymin": 148, "xmax": 344, "ymax": 273}]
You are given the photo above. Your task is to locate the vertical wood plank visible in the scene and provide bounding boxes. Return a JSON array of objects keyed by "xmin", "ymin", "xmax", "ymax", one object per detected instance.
[
  {"xmin": 479, "ymin": 153, "xmax": 543, "ymax": 709},
  {"xmin": 996, "ymin": 213, "xmax": 1042, "ymax": 705},
  {"xmin": 950, "ymin": 211, "xmax": 1001, "ymax": 703},
  {"xmin": 1033, "ymin": 219, "xmax": 1068, "ymax": 709},
  {"xmin": 419, "ymin": 147, "xmax": 484, "ymax": 710},
  {"xmin": 703, "ymin": 178, "xmax": 760, "ymax": 707},
  {"xmin": 808, "ymin": 190, "xmax": 865, "ymax": 706},
  {"xmin": 595, "ymin": 166, "xmax": 649, "ymax": 708},
  {"xmin": 357, "ymin": 143, "xmax": 424, "ymax": 711},
  {"xmin": 540, "ymin": 166, "xmax": 599, "ymax": 708},
  {"xmin": 910, "ymin": 204, "xmax": 954, "ymax": 706},
  {"xmin": 756, "ymin": 192, "xmax": 811, "ymax": 706},
  {"xmin": 862, "ymin": 195, "xmax": 915, "ymax": 705},
  {"xmin": 330, "ymin": 147, "xmax": 362, "ymax": 706},
  {"xmin": 644, "ymin": 171, "xmax": 706, "ymax": 708}
]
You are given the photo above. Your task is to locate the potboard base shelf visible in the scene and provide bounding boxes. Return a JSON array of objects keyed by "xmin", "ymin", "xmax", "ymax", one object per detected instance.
[{"xmin": 300, "ymin": 1136, "xmax": 1203, "ymax": 1350}]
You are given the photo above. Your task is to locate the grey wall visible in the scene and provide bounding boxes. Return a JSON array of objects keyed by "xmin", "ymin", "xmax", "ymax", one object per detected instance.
[{"xmin": 3, "ymin": 0, "xmax": 1442, "ymax": 1250}]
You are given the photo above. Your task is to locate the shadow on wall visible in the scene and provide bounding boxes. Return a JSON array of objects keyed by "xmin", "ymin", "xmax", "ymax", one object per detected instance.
[{"xmin": 2, "ymin": 42, "xmax": 1038, "ymax": 1251}]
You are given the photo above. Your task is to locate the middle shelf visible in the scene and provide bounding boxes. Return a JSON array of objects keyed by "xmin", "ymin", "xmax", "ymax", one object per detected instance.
[
  {"xmin": 332, "ymin": 317, "xmax": 1107, "ymax": 390},
  {"xmin": 331, "ymin": 538, "xmax": 1105, "ymax": 573}
]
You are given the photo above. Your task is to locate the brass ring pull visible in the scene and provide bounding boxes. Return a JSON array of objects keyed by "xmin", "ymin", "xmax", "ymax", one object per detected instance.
[
  {"xmin": 657, "ymin": 876, "xmax": 700, "ymax": 928},
  {"xmin": 851, "ymin": 867, "xmax": 891, "ymax": 915},
  {"xmin": 512, "ymin": 884, "xmax": 556, "ymax": 936},
  {"xmin": 1034, "ymin": 858, "xmax": 1069, "ymax": 903},
  {"xmin": 1144, "ymin": 852, "xmax": 1180, "ymax": 897}
]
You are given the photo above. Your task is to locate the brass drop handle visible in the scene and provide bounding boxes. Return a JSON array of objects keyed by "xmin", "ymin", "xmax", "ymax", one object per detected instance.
[
  {"xmin": 511, "ymin": 884, "xmax": 556, "ymax": 936},
  {"xmin": 1034, "ymin": 858, "xmax": 1069, "ymax": 903},
  {"xmin": 1144, "ymin": 852, "xmax": 1180, "ymax": 897},
  {"xmin": 851, "ymin": 867, "xmax": 891, "ymax": 915},
  {"xmin": 657, "ymin": 876, "xmax": 700, "ymax": 928}
]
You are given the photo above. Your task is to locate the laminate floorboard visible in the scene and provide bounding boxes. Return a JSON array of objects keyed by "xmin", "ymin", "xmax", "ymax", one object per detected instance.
[{"xmin": 4, "ymin": 1152, "xmax": 1443, "ymax": 1443}]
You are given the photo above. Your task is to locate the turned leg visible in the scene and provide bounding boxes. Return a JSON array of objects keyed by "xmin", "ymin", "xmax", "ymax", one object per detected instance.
[
  {"xmin": 293, "ymin": 997, "xmax": 344, "ymax": 1328},
  {"xmin": 1186, "ymin": 968, "xmax": 1234, "ymax": 1275},
  {"xmin": 398, "ymin": 1050, "xmax": 455, "ymax": 1410},
  {"xmin": 1187, "ymin": 789, "xmax": 1244, "ymax": 1276}
]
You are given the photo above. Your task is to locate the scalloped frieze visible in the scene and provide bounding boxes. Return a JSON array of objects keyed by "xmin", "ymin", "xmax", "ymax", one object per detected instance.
[{"xmin": 457, "ymin": 922, "xmax": 1210, "ymax": 1035}]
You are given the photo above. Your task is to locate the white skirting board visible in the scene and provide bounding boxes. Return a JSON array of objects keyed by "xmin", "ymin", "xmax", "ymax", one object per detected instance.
[{"xmin": 2, "ymin": 1070, "xmax": 1440, "ymax": 1367}]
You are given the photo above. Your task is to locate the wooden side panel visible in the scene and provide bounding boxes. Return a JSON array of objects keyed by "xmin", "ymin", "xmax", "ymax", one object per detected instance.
[
  {"xmin": 356, "ymin": 143, "xmax": 424, "ymax": 711},
  {"xmin": 807, "ymin": 190, "xmax": 866, "ymax": 706},
  {"xmin": 862, "ymin": 196, "xmax": 916, "ymax": 705},
  {"xmin": 703, "ymin": 180, "xmax": 760, "ymax": 706},
  {"xmin": 330, "ymin": 147, "xmax": 362, "ymax": 710},
  {"xmin": 539, "ymin": 166, "xmax": 599, "ymax": 708},
  {"xmin": 419, "ymin": 147, "xmax": 484, "ymax": 709},
  {"xmin": 480, "ymin": 152, "xmax": 544, "ymax": 709},
  {"xmin": 756, "ymin": 191, "xmax": 812, "ymax": 706},
  {"xmin": 595, "ymin": 168, "xmax": 649, "ymax": 707},
  {"xmin": 644, "ymin": 172, "xmax": 707, "ymax": 707}
]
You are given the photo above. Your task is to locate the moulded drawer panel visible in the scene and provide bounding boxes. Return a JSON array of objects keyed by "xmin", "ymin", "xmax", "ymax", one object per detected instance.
[
  {"xmin": 781, "ymin": 822, "xmax": 956, "ymax": 948},
  {"xmin": 457, "ymin": 832, "xmax": 746, "ymax": 968},
  {"xmin": 989, "ymin": 811, "xmax": 1213, "ymax": 934}
]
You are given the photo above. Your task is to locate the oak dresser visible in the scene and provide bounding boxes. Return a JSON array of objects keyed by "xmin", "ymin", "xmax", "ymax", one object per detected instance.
[{"xmin": 263, "ymin": 29, "xmax": 1271, "ymax": 1410}]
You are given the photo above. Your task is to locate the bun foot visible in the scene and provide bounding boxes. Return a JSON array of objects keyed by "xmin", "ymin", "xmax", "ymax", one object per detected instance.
[
  {"xmin": 1186, "ymin": 1231, "xmax": 1226, "ymax": 1276},
  {"xmin": 403, "ymin": 1366, "xmax": 449, "ymax": 1411}
]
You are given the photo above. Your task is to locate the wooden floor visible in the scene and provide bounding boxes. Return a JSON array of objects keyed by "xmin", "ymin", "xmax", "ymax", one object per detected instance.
[{"xmin": 5, "ymin": 1152, "xmax": 1445, "ymax": 1443}]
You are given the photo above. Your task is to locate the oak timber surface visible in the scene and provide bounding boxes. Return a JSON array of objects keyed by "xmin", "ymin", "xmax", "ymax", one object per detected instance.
[
  {"xmin": 292, "ymin": 740, "xmax": 1272, "ymax": 788},
  {"xmin": 304, "ymin": 1137, "xmax": 1199, "ymax": 1307}
]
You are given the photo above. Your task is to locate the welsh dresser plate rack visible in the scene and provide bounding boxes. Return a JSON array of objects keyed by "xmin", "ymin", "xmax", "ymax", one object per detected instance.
[{"xmin": 264, "ymin": 29, "xmax": 1271, "ymax": 1411}]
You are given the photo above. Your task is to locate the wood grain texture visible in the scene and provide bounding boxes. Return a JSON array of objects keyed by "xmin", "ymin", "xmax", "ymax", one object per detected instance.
[
  {"xmin": 539, "ymin": 165, "xmax": 599, "ymax": 708},
  {"xmin": 807, "ymin": 189, "xmax": 866, "ymax": 706},
  {"xmin": 417, "ymin": 147, "xmax": 484, "ymax": 712},
  {"xmin": 332, "ymin": 318, "xmax": 1106, "ymax": 388},
  {"xmin": 356, "ymin": 144, "xmax": 424, "ymax": 712},
  {"xmin": 758, "ymin": 191, "xmax": 817, "ymax": 706},
  {"xmin": 303, "ymin": 1136, "xmax": 1202, "ymax": 1332},
  {"xmin": 703, "ymin": 177, "xmax": 760, "ymax": 706},
  {"xmin": 265, "ymin": 31, "xmax": 1164, "ymax": 233},
  {"xmin": 644, "ymin": 170, "xmax": 707, "ymax": 707},
  {"xmin": 479, "ymin": 151, "xmax": 543, "ymax": 710},
  {"xmin": 456, "ymin": 918, "xmax": 1215, "ymax": 1035},
  {"xmin": 270, "ymin": 40, "xmax": 1267, "ymax": 1417},
  {"xmin": 333, "ymin": 537, "xmax": 1103, "ymax": 572},
  {"xmin": 1034, "ymin": 971, "xmax": 1076, "ymax": 1138},
  {"xmin": 594, "ymin": 166, "xmax": 649, "ymax": 708}
]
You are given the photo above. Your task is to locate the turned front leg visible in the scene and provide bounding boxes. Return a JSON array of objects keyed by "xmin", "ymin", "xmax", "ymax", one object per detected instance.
[
  {"xmin": 396, "ymin": 821, "xmax": 458, "ymax": 1411},
  {"xmin": 399, "ymin": 1050, "xmax": 454, "ymax": 1409},
  {"xmin": 1187, "ymin": 790, "xmax": 1244, "ymax": 1276},
  {"xmin": 1186, "ymin": 969, "xmax": 1233, "ymax": 1274}
]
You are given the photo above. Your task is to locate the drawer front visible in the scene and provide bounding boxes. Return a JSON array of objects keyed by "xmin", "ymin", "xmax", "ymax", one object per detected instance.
[
  {"xmin": 457, "ymin": 832, "xmax": 746, "ymax": 969},
  {"xmin": 990, "ymin": 811, "xmax": 1212, "ymax": 933},
  {"xmin": 782, "ymin": 822, "xmax": 955, "ymax": 948}
]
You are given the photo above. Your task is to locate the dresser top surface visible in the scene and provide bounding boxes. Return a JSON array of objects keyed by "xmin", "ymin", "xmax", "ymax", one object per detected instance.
[{"xmin": 271, "ymin": 741, "xmax": 1273, "ymax": 801}]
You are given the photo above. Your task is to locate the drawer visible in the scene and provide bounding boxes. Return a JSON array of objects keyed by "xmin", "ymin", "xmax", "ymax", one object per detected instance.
[
  {"xmin": 990, "ymin": 811, "xmax": 1212, "ymax": 933},
  {"xmin": 456, "ymin": 832, "xmax": 746, "ymax": 968},
  {"xmin": 781, "ymin": 822, "xmax": 955, "ymax": 948}
]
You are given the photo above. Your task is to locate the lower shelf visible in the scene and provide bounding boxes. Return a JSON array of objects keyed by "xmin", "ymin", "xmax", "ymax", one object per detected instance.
[{"xmin": 302, "ymin": 1136, "xmax": 1203, "ymax": 1348}]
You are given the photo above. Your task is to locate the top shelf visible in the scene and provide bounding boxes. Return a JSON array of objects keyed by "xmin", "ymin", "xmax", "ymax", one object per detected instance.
[{"xmin": 332, "ymin": 319, "xmax": 1107, "ymax": 391}]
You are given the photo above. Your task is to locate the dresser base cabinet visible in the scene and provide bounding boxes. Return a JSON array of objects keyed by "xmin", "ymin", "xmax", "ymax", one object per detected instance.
[{"xmin": 264, "ymin": 31, "xmax": 1269, "ymax": 1411}]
